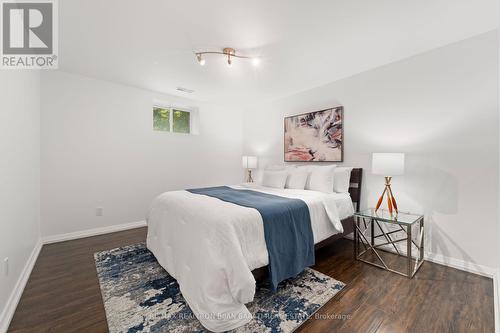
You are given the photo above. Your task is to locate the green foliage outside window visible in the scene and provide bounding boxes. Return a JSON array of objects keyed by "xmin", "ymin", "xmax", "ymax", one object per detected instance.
[
  {"xmin": 153, "ymin": 107, "xmax": 170, "ymax": 131},
  {"xmin": 172, "ymin": 110, "xmax": 190, "ymax": 133},
  {"xmin": 153, "ymin": 107, "xmax": 190, "ymax": 133}
]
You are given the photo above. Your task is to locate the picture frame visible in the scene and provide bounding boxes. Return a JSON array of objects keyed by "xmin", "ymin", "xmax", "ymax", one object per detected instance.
[{"xmin": 284, "ymin": 106, "xmax": 344, "ymax": 162}]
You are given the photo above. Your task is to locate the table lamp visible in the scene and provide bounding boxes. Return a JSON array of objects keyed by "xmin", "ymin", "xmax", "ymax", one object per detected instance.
[
  {"xmin": 242, "ymin": 156, "xmax": 258, "ymax": 182},
  {"xmin": 372, "ymin": 153, "xmax": 405, "ymax": 214}
]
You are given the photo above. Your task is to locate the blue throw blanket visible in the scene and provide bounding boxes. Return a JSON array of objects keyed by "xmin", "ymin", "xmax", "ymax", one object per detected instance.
[{"xmin": 187, "ymin": 186, "xmax": 314, "ymax": 291}]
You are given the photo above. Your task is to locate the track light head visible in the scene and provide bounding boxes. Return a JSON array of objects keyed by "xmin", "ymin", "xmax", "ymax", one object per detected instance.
[{"xmin": 196, "ymin": 54, "xmax": 205, "ymax": 66}]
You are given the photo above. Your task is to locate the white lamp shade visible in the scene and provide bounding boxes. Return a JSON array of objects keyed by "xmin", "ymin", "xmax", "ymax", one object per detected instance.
[
  {"xmin": 372, "ymin": 153, "xmax": 405, "ymax": 176},
  {"xmin": 242, "ymin": 156, "xmax": 258, "ymax": 169}
]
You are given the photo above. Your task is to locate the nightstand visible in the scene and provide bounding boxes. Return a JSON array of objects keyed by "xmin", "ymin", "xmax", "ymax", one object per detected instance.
[{"xmin": 353, "ymin": 208, "xmax": 424, "ymax": 278}]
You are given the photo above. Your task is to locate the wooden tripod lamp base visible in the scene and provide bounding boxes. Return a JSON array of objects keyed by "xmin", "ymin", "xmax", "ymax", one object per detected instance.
[
  {"xmin": 242, "ymin": 156, "xmax": 257, "ymax": 183},
  {"xmin": 246, "ymin": 169, "xmax": 254, "ymax": 183},
  {"xmin": 372, "ymin": 153, "xmax": 404, "ymax": 215},
  {"xmin": 375, "ymin": 176, "xmax": 399, "ymax": 215}
]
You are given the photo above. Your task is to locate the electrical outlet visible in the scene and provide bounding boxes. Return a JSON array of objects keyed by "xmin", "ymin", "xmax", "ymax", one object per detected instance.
[
  {"xmin": 4, "ymin": 257, "xmax": 8, "ymax": 276},
  {"xmin": 96, "ymin": 207, "xmax": 103, "ymax": 216}
]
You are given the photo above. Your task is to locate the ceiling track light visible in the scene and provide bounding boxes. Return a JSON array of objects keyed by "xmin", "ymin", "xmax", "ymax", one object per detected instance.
[{"xmin": 195, "ymin": 47, "xmax": 259, "ymax": 67}]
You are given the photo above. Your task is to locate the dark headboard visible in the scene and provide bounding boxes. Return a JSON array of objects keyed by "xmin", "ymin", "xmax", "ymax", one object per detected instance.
[{"xmin": 349, "ymin": 168, "xmax": 363, "ymax": 212}]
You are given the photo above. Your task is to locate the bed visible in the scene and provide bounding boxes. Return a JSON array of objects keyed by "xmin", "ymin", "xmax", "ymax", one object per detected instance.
[
  {"xmin": 146, "ymin": 168, "xmax": 362, "ymax": 332},
  {"xmin": 251, "ymin": 168, "xmax": 362, "ymax": 282}
]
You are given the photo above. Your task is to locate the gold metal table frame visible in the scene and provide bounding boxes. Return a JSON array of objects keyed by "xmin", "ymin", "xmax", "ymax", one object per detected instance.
[{"xmin": 354, "ymin": 212, "xmax": 424, "ymax": 278}]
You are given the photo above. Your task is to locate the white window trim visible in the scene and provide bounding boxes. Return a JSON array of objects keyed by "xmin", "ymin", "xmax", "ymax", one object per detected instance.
[{"xmin": 153, "ymin": 104, "xmax": 193, "ymax": 134}]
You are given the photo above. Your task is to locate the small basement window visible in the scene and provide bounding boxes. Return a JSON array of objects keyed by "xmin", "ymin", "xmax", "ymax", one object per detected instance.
[{"xmin": 153, "ymin": 106, "xmax": 191, "ymax": 134}]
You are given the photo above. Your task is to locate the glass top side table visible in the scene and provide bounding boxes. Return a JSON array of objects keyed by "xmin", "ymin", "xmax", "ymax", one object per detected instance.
[{"xmin": 353, "ymin": 208, "xmax": 424, "ymax": 278}]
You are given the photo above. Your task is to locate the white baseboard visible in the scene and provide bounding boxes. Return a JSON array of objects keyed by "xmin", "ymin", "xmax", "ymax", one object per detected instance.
[
  {"xmin": 0, "ymin": 239, "xmax": 42, "ymax": 333},
  {"xmin": 42, "ymin": 220, "xmax": 147, "ymax": 244},
  {"xmin": 344, "ymin": 233, "xmax": 497, "ymax": 278},
  {"xmin": 425, "ymin": 252, "xmax": 498, "ymax": 278}
]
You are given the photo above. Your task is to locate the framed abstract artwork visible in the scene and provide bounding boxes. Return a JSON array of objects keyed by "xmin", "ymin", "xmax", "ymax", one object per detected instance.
[{"xmin": 284, "ymin": 106, "xmax": 343, "ymax": 162}]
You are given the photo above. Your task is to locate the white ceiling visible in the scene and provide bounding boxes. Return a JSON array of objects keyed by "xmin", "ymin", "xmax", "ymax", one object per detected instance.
[{"xmin": 59, "ymin": 0, "xmax": 499, "ymax": 103}]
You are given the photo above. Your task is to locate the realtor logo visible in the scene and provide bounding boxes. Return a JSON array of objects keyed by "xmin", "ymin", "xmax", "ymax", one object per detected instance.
[{"xmin": 1, "ymin": 0, "xmax": 58, "ymax": 69}]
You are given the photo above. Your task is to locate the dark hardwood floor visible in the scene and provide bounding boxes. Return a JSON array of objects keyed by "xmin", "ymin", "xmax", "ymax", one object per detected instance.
[{"xmin": 8, "ymin": 227, "xmax": 494, "ymax": 333}]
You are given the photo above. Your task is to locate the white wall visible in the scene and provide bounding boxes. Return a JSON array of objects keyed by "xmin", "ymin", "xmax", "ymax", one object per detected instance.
[
  {"xmin": 243, "ymin": 31, "xmax": 499, "ymax": 271},
  {"xmin": 40, "ymin": 71, "xmax": 243, "ymax": 237},
  {"xmin": 0, "ymin": 71, "xmax": 41, "ymax": 328}
]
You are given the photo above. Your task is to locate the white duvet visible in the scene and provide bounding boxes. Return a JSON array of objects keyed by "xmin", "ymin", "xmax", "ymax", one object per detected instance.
[{"xmin": 146, "ymin": 184, "xmax": 353, "ymax": 332}]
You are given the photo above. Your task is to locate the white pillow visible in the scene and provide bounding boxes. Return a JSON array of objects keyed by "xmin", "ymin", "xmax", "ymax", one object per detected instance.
[
  {"xmin": 305, "ymin": 165, "xmax": 337, "ymax": 193},
  {"xmin": 285, "ymin": 169, "xmax": 308, "ymax": 189},
  {"xmin": 261, "ymin": 170, "xmax": 288, "ymax": 189},
  {"xmin": 333, "ymin": 167, "xmax": 353, "ymax": 193}
]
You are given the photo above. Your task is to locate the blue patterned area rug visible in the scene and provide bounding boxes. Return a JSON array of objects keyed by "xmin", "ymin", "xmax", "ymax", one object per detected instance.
[{"xmin": 94, "ymin": 243, "xmax": 345, "ymax": 333}]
